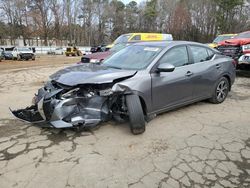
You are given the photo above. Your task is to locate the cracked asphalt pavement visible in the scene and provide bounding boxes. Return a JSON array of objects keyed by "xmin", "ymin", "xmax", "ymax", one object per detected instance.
[{"xmin": 0, "ymin": 58, "xmax": 250, "ymax": 188}]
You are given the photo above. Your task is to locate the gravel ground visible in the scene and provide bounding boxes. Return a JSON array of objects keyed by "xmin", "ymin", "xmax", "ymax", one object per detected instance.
[{"xmin": 0, "ymin": 57, "xmax": 250, "ymax": 188}]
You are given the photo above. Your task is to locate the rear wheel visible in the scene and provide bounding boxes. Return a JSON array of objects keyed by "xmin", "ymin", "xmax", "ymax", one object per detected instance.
[
  {"xmin": 126, "ymin": 94, "xmax": 145, "ymax": 135},
  {"xmin": 209, "ymin": 77, "xmax": 229, "ymax": 104}
]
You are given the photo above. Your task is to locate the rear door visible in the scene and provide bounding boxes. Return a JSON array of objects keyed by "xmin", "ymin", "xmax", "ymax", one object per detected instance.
[{"xmin": 188, "ymin": 45, "xmax": 221, "ymax": 99}]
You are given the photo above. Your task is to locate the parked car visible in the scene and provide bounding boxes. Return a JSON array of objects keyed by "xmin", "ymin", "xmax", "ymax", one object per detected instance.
[
  {"xmin": 217, "ymin": 31, "xmax": 250, "ymax": 67},
  {"xmin": 12, "ymin": 47, "xmax": 35, "ymax": 60},
  {"xmin": 208, "ymin": 34, "xmax": 237, "ymax": 48},
  {"xmin": 90, "ymin": 45, "xmax": 106, "ymax": 53},
  {"xmin": 11, "ymin": 41, "xmax": 235, "ymax": 135},
  {"xmin": 65, "ymin": 47, "xmax": 82, "ymax": 56},
  {"xmin": 0, "ymin": 47, "xmax": 14, "ymax": 60},
  {"xmin": 48, "ymin": 47, "xmax": 64, "ymax": 55},
  {"xmin": 78, "ymin": 47, "xmax": 92, "ymax": 56},
  {"xmin": 80, "ymin": 43, "xmax": 129, "ymax": 64},
  {"xmin": 106, "ymin": 33, "xmax": 173, "ymax": 49},
  {"xmin": 238, "ymin": 53, "xmax": 250, "ymax": 68},
  {"xmin": 2, "ymin": 51, "xmax": 14, "ymax": 60}
]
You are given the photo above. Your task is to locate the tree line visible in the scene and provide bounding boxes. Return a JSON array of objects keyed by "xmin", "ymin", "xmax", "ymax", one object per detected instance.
[{"xmin": 0, "ymin": 0, "xmax": 249, "ymax": 46}]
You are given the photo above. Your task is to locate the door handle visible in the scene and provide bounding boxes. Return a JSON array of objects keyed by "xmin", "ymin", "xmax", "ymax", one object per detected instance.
[
  {"xmin": 186, "ymin": 71, "xmax": 193, "ymax": 77},
  {"xmin": 216, "ymin": 64, "xmax": 221, "ymax": 69}
]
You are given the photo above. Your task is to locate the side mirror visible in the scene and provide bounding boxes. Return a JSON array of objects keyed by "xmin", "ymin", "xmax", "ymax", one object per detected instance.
[{"xmin": 157, "ymin": 63, "xmax": 175, "ymax": 72}]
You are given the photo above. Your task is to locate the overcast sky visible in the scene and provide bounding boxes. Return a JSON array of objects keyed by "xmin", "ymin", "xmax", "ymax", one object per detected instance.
[{"xmin": 121, "ymin": 0, "xmax": 145, "ymax": 5}]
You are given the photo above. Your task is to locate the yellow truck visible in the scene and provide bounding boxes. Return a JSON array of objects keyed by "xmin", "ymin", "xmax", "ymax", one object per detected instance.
[
  {"xmin": 65, "ymin": 47, "xmax": 82, "ymax": 56},
  {"xmin": 208, "ymin": 34, "xmax": 237, "ymax": 48},
  {"xmin": 106, "ymin": 33, "xmax": 173, "ymax": 49}
]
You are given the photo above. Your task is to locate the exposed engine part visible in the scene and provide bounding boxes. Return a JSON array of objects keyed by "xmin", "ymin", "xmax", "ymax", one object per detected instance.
[{"xmin": 11, "ymin": 82, "xmax": 123, "ymax": 129}]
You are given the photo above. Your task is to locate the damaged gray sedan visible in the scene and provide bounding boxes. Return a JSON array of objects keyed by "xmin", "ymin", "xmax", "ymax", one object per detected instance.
[{"xmin": 12, "ymin": 41, "xmax": 236, "ymax": 134}]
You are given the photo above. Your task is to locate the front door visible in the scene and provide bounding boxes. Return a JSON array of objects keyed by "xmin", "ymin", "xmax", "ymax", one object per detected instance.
[{"xmin": 151, "ymin": 46, "xmax": 194, "ymax": 111}]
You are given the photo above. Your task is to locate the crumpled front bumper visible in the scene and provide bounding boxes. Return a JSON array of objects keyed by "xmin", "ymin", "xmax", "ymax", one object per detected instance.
[
  {"xmin": 11, "ymin": 86, "xmax": 110, "ymax": 129},
  {"xmin": 10, "ymin": 105, "xmax": 45, "ymax": 123}
]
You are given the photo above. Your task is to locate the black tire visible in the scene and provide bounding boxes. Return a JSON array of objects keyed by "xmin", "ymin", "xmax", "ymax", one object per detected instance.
[
  {"xmin": 126, "ymin": 94, "xmax": 145, "ymax": 135},
  {"xmin": 209, "ymin": 77, "xmax": 229, "ymax": 104}
]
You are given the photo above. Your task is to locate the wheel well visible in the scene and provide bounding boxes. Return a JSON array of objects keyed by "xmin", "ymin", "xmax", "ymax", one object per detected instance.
[
  {"xmin": 223, "ymin": 75, "xmax": 231, "ymax": 91},
  {"xmin": 139, "ymin": 96, "xmax": 147, "ymax": 116}
]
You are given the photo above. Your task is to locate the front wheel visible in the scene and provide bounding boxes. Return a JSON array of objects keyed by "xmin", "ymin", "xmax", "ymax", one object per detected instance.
[
  {"xmin": 209, "ymin": 77, "xmax": 229, "ymax": 104},
  {"xmin": 126, "ymin": 94, "xmax": 145, "ymax": 135}
]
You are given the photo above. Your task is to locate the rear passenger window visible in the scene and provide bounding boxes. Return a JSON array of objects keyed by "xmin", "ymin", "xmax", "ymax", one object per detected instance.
[
  {"xmin": 131, "ymin": 35, "xmax": 141, "ymax": 41},
  {"xmin": 190, "ymin": 46, "xmax": 212, "ymax": 63}
]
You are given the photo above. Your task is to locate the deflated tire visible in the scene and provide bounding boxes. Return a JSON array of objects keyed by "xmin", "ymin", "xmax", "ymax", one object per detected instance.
[{"xmin": 126, "ymin": 94, "xmax": 145, "ymax": 135}]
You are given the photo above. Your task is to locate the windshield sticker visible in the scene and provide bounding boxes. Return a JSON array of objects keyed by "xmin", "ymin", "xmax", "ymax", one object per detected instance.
[{"xmin": 144, "ymin": 47, "xmax": 160, "ymax": 52}]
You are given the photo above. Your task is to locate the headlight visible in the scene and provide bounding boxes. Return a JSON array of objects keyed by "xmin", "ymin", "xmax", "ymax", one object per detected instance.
[
  {"xmin": 242, "ymin": 44, "xmax": 250, "ymax": 51},
  {"xmin": 90, "ymin": 59, "xmax": 100, "ymax": 63}
]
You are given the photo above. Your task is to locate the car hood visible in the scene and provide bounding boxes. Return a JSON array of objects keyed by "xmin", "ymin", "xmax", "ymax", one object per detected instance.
[
  {"xmin": 218, "ymin": 38, "xmax": 250, "ymax": 46},
  {"xmin": 85, "ymin": 51, "xmax": 112, "ymax": 60},
  {"xmin": 19, "ymin": 50, "xmax": 33, "ymax": 53},
  {"xmin": 50, "ymin": 64, "xmax": 137, "ymax": 86}
]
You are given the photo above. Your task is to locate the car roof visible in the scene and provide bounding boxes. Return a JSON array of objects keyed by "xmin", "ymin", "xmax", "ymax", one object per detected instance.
[
  {"xmin": 240, "ymin": 30, "xmax": 250, "ymax": 34},
  {"xmin": 132, "ymin": 41, "xmax": 210, "ymax": 48},
  {"xmin": 218, "ymin": 34, "xmax": 237, "ymax": 36}
]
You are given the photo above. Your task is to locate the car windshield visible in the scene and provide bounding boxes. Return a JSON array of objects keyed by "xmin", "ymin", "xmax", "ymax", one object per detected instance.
[
  {"xmin": 110, "ymin": 43, "xmax": 128, "ymax": 53},
  {"xmin": 235, "ymin": 32, "xmax": 250, "ymax": 38},
  {"xmin": 213, "ymin": 35, "xmax": 235, "ymax": 43},
  {"xmin": 18, "ymin": 48, "xmax": 31, "ymax": 51},
  {"xmin": 103, "ymin": 45, "xmax": 162, "ymax": 70},
  {"xmin": 113, "ymin": 34, "xmax": 131, "ymax": 44}
]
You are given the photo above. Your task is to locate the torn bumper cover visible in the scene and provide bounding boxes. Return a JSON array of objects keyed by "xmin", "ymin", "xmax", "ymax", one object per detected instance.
[{"xmin": 11, "ymin": 85, "xmax": 110, "ymax": 128}]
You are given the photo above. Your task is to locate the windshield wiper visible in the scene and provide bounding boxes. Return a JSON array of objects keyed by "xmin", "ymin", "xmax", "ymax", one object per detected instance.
[{"xmin": 106, "ymin": 65, "xmax": 122, "ymax": 69}]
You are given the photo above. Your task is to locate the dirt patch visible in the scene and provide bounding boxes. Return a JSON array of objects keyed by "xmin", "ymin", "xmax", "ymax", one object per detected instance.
[
  {"xmin": 237, "ymin": 83, "xmax": 250, "ymax": 89},
  {"xmin": 30, "ymin": 81, "xmax": 45, "ymax": 87},
  {"xmin": 228, "ymin": 91, "xmax": 250, "ymax": 100},
  {"xmin": 0, "ymin": 55, "xmax": 80, "ymax": 71},
  {"xmin": 0, "ymin": 119, "xmax": 26, "ymax": 138}
]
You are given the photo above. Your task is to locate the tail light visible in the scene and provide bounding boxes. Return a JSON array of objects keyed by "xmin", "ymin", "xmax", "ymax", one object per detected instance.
[{"xmin": 232, "ymin": 59, "xmax": 237, "ymax": 67}]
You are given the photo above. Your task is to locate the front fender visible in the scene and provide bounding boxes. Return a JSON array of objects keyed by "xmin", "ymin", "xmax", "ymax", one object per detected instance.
[{"xmin": 112, "ymin": 83, "xmax": 149, "ymax": 114}]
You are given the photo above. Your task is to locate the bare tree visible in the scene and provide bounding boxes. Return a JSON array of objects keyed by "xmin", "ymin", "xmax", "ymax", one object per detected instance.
[
  {"xmin": 29, "ymin": 0, "xmax": 52, "ymax": 45},
  {"xmin": 0, "ymin": 0, "xmax": 249, "ymax": 46}
]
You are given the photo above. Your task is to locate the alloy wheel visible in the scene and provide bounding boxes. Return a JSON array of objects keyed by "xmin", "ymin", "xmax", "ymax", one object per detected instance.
[{"xmin": 216, "ymin": 80, "xmax": 228, "ymax": 102}]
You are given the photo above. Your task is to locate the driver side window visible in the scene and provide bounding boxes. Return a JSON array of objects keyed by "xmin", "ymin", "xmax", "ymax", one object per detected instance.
[{"xmin": 158, "ymin": 46, "xmax": 189, "ymax": 67}]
